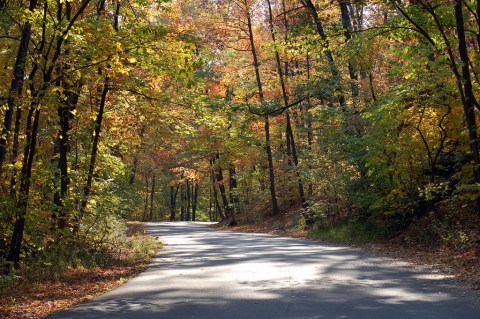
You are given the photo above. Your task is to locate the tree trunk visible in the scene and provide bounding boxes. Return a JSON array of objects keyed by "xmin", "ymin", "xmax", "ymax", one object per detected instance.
[
  {"xmin": 192, "ymin": 182, "xmax": 198, "ymax": 221},
  {"xmin": 369, "ymin": 73, "xmax": 377, "ymax": 102},
  {"xmin": 53, "ymin": 87, "xmax": 81, "ymax": 230},
  {"xmin": 214, "ymin": 185, "xmax": 223, "ymax": 221},
  {"xmin": 245, "ymin": 3, "xmax": 280, "ymax": 216},
  {"xmin": 229, "ymin": 164, "xmax": 239, "ymax": 213},
  {"xmin": 170, "ymin": 185, "xmax": 179, "ymax": 221},
  {"xmin": 208, "ymin": 193, "xmax": 213, "ymax": 222},
  {"xmin": 79, "ymin": 0, "xmax": 114, "ymax": 216},
  {"xmin": 130, "ymin": 157, "xmax": 139, "ymax": 185},
  {"xmin": 339, "ymin": 0, "xmax": 359, "ymax": 99},
  {"xmin": 180, "ymin": 183, "xmax": 185, "ymax": 221},
  {"xmin": 211, "ymin": 159, "xmax": 225, "ymax": 221},
  {"xmin": 7, "ymin": 0, "xmax": 93, "ymax": 249},
  {"xmin": 186, "ymin": 178, "xmax": 191, "ymax": 221},
  {"xmin": 129, "ymin": 126, "xmax": 144, "ymax": 185},
  {"xmin": 0, "ymin": 0, "xmax": 38, "ymax": 174},
  {"xmin": 5, "ymin": 0, "xmax": 92, "ymax": 267},
  {"xmin": 6, "ymin": 103, "xmax": 41, "ymax": 269},
  {"xmin": 80, "ymin": 78, "xmax": 109, "ymax": 212},
  {"xmin": 454, "ymin": 1, "xmax": 480, "ymax": 183},
  {"xmin": 266, "ymin": 0, "xmax": 308, "ymax": 210},
  {"xmin": 143, "ymin": 175, "xmax": 149, "ymax": 221},
  {"xmin": 215, "ymin": 153, "xmax": 234, "ymax": 224},
  {"xmin": 150, "ymin": 175, "xmax": 155, "ymax": 221},
  {"xmin": 8, "ymin": 6, "xmax": 48, "ymax": 196}
]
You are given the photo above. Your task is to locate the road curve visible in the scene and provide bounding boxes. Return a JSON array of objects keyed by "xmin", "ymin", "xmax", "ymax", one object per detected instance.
[{"xmin": 48, "ymin": 222, "xmax": 480, "ymax": 319}]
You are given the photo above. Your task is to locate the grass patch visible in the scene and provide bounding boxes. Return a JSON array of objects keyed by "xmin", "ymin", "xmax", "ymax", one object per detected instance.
[{"xmin": 307, "ymin": 222, "xmax": 384, "ymax": 245}]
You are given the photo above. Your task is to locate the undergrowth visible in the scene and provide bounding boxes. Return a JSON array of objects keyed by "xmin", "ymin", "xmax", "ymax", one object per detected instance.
[
  {"xmin": 306, "ymin": 222, "xmax": 384, "ymax": 245},
  {"xmin": 0, "ymin": 221, "xmax": 161, "ymax": 292}
]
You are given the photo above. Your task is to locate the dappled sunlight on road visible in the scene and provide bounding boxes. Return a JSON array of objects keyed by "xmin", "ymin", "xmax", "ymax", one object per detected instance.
[{"xmin": 47, "ymin": 222, "xmax": 480, "ymax": 319}]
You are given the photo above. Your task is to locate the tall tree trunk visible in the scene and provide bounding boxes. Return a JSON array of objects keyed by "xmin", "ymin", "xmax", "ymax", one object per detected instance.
[
  {"xmin": 215, "ymin": 153, "xmax": 234, "ymax": 225},
  {"xmin": 0, "ymin": 0, "xmax": 38, "ymax": 174},
  {"xmin": 208, "ymin": 191, "xmax": 213, "ymax": 222},
  {"xmin": 286, "ymin": 112, "xmax": 308, "ymax": 208},
  {"xmin": 454, "ymin": 1, "xmax": 480, "ymax": 180},
  {"xmin": 7, "ymin": 0, "xmax": 93, "ymax": 253},
  {"xmin": 130, "ymin": 157, "xmax": 139, "ymax": 185},
  {"xmin": 79, "ymin": 0, "xmax": 115, "ymax": 218},
  {"xmin": 213, "ymin": 184, "xmax": 223, "ymax": 221},
  {"xmin": 305, "ymin": 52, "xmax": 314, "ymax": 197},
  {"xmin": 180, "ymin": 183, "xmax": 185, "ymax": 221},
  {"xmin": 454, "ymin": 1, "xmax": 480, "ymax": 212},
  {"xmin": 8, "ymin": 0, "xmax": 48, "ymax": 196},
  {"xmin": 150, "ymin": 175, "xmax": 155, "ymax": 221},
  {"xmin": 80, "ymin": 78, "xmax": 109, "ymax": 212},
  {"xmin": 192, "ymin": 182, "xmax": 198, "ymax": 221},
  {"xmin": 56, "ymin": 1, "xmax": 75, "ymax": 208},
  {"xmin": 245, "ymin": 2, "xmax": 280, "ymax": 215},
  {"xmin": 266, "ymin": 0, "xmax": 308, "ymax": 210},
  {"xmin": 229, "ymin": 164, "xmax": 239, "ymax": 213},
  {"xmin": 143, "ymin": 175, "xmax": 149, "ymax": 221},
  {"xmin": 5, "ymin": 0, "xmax": 91, "ymax": 267},
  {"xmin": 170, "ymin": 185, "xmax": 179, "ymax": 221},
  {"xmin": 6, "ymin": 103, "xmax": 41, "ymax": 269},
  {"xmin": 339, "ymin": 0, "xmax": 359, "ymax": 99},
  {"xmin": 130, "ymin": 125, "xmax": 144, "ymax": 185},
  {"xmin": 369, "ymin": 73, "xmax": 377, "ymax": 102},
  {"xmin": 210, "ymin": 161, "xmax": 225, "ymax": 221},
  {"xmin": 186, "ymin": 178, "xmax": 191, "ymax": 221},
  {"xmin": 53, "ymin": 87, "xmax": 81, "ymax": 230},
  {"xmin": 9, "ymin": 108, "xmax": 22, "ymax": 197}
]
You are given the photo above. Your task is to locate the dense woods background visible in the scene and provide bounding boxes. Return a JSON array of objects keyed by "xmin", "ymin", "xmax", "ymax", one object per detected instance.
[{"xmin": 1, "ymin": 0, "xmax": 480, "ymax": 275}]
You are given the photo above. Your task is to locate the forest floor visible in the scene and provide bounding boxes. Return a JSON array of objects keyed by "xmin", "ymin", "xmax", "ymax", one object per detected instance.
[
  {"xmin": 213, "ymin": 210, "xmax": 480, "ymax": 291},
  {"xmin": 0, "ymin": 223, "xmax": 161, "ymax": 319}
]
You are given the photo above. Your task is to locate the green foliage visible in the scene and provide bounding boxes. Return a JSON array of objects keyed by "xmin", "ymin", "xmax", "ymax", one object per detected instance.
[{"xmin": 307, "ymin": 221, "xmax": 384, "ymax": 245}]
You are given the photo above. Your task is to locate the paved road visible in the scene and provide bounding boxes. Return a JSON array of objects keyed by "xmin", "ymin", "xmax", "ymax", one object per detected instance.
[{"xmin": 48, "ymin": 222, "xmax": 480, "ymax": 319}]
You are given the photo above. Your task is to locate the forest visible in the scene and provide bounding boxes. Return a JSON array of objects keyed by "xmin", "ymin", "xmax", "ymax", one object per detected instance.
[{"xmin": 1, "ymin": 0, "xmax": 480, "ymax": 280}]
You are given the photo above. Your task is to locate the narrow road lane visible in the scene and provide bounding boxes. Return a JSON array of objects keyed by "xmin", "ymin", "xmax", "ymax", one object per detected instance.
[{"xmin": 48, "ymin": 222, "xmax": 480, "ymax": 319}]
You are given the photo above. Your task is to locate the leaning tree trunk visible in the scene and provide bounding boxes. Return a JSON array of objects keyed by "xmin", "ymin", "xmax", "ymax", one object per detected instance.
[{"xmin": 0, "ymin": 0, "xmax": 38, "ymax": 174}]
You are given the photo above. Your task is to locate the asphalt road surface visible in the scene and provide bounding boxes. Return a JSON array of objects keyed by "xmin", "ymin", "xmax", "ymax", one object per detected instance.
[{"xmin": 48, "ymin": 222, "xmax": 480, "ymax": 319}]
